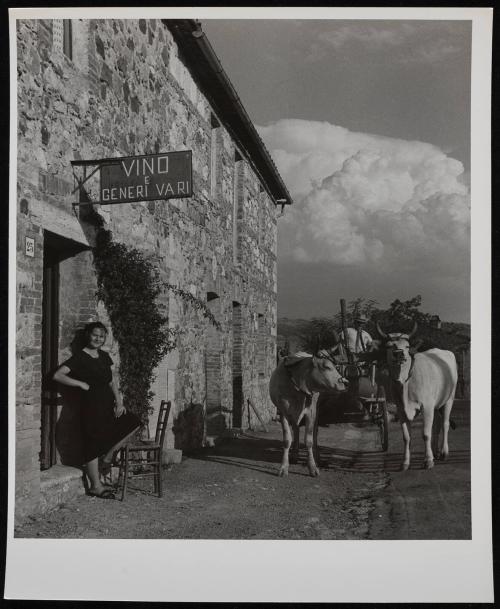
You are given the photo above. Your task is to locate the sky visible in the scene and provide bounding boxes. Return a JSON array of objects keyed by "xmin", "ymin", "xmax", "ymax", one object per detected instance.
[{"xmin": 202, "ymin": 19, "xmax": 471, "ymax": 322}]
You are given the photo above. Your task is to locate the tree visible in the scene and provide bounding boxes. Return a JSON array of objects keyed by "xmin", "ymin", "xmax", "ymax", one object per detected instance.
[
  {"xmin": 375, "ymin": 295, "xmax": 431, "ymax": 335},
  {"xmin": 298, "ymin": 317, "xmax": 340, "ymax": 352},
  {"xmin": 374, "ymin": 295, "xmax": 469, "ymax": 356},
  {"xmin": 332, "ymin": 297, "xmax": 379, "ymax": 331},
  {"xmin": 296, "ymin": 295, "xmax": 469, "ymax": 358}
]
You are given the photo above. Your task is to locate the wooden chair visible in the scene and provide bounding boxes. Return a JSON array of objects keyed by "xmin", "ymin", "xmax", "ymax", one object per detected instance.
[{"xmin": 117, "ymin": 400, "xmax": 172, "ymax": 501}]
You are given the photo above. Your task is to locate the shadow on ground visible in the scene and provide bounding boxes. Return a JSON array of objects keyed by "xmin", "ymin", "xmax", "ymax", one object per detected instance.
[
  {"xmin": 317, "ymin": 447, "xmax": 471, "ymax": 472},
  {"xmin": 187, "ymin": 425, "xmax": 470, "ymax": 477},
  {"xmin": 187, "ymin": 433, "xmax": 285, "ymax": 477}
]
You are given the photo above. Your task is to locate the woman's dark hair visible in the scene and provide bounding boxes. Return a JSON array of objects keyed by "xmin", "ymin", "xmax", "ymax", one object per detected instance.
[{"xmin": 84, "ymin": 321, "xmax": 108, "ymax": 343}]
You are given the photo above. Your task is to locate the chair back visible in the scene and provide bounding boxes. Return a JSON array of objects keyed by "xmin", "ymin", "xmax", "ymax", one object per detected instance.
[{"xmin": 154, "ymin": 400, "xmax": 172, "ymax": 448}]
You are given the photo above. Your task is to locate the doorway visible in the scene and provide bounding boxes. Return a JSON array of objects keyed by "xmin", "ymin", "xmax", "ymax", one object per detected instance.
[
  {"xmin": 205, "ymin": 292, "xmax": 223, "ymax": 436},
  {"xmin": 232, "ymin": 301, "xmax": 243, "ymax": 428},
  {"xmin": 40, "ymin": 237, "xmax": 59, "ymax": 469},
  {"xmin": 40, "ymin": 231, "xmax": 88, "ymax": 470}
]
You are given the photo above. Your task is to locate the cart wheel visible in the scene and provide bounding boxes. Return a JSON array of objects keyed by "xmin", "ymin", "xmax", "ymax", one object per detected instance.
[{"xmin": 377, "ymin": 386, "xmax": 389, "ymax": 452}]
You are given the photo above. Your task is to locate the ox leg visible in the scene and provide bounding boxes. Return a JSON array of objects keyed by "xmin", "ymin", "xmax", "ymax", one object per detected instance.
[
  {"xmin": 304, "ymin": 394, "xmax": 320, "ymax": 477},
  {"xmin": 439, "ymin": 398, "xmax": 453, "ymax": 460},
  {"xmin": 290, "ymin": 421, "xmax": 300, "ymax": 464},
  {"xmin": 313, "ymin": 406, "xmax": 320, "ymax": 467},
  {"xmin": 400, "ymin": 417, "xmax": 411, "ymax": 471},
  {"xmin": 279, "ymin": 415, "xmax": 292, "ymax": 477},
  {"xmin": 431, "ymin": 409, "xmax": 441, "ymax": 457},
  {"xmin": 422, "ymin": 405, "xmax": 435, "ymax": 469}
]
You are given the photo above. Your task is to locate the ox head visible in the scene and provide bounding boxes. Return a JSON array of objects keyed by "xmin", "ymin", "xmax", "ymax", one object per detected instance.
[
  {"xmin": 376, "ymin": 321, "xmax": 417, "ymax": 384},
  {"xmin": 309, "ymin": 353, "xmax": 348, "ymax": 394}
]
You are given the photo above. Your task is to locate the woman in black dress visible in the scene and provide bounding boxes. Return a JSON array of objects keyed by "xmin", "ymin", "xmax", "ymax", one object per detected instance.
[{"xmin": 53, "ymin": 322, "xmax": 141, "ymax": 498}]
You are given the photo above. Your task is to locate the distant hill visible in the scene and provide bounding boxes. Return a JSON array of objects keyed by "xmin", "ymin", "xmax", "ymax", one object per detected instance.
[{"xmin": 277, "ymin": 318, "xmax": 311, "ymax": 353}]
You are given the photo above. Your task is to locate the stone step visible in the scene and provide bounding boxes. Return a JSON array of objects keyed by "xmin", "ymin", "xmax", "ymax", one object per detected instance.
[{"xmin": 40, "ymin": 465, "xmax": 85, "ymax": 513}]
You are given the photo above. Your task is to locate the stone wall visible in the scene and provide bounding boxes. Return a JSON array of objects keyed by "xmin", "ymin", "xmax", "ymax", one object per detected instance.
[{"xmin": 16, "ymin": 17, "xmax": 279, "ymax": 518}]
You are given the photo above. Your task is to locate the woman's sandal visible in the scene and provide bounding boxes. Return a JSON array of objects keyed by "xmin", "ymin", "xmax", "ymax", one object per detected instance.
[
  {"xmin": 88, "ymin": 488, "xmax": 115, "ymax": 500},
  {"xmin": 99, "ymin": 460, "xmax": 113, "ymax": 477}
]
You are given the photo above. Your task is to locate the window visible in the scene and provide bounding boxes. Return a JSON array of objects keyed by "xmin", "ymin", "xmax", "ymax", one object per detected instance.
[
  {"xmin": 210, "ymin": 114, "xmax": 220, "ymax": 199},
  {"xmin": 233, "ymin": 149, "xmax": 244, "ymax": 265},
  {"xmin": 258, "ymin": 188, "xmax": 265, "ymax": 247},
  {"xmin": 53, "ymin": 19, "xmax": 73, "ymax": 60},
  {"xmin": 63, "ymin": 20, "xmax": 73, "ymax": 59}
]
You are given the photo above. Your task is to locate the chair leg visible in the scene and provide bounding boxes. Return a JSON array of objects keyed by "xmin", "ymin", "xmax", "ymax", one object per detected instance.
[
  {"xmin": 152, "ymin": 449, "xmax": 158, "ymax": 495},
  {"xmin": 146, "ymin": 449, "xmax": 153, "ymax": 494},
  {"xmin": 115, "ymin": 450, "xmax": 122, "ymax": 489},
  {"xmin": 117, "ymin": 445, "xmax": 165, "ymax": 499},
  {"xmin": 158, "ymin": 450, "xmax": 163, "ymax": 498},
  {"xmin": 121, "ymin": 446, "xmax": 129, "ymax": 501}
]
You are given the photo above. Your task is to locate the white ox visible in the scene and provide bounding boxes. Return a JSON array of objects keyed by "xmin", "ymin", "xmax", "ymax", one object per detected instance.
[
  {"xmin": 376, "ymin": 322, "xmax": 458, "ymax": 470},
  {"xmin": 269, "ymin": 353, "xmax": 347, "ymax": 477}
]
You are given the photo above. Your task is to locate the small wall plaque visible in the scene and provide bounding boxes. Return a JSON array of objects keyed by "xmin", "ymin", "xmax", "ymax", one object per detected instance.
[{"xmin": 25, "ymin": 237, "xmax": 35, "ymax": 257}]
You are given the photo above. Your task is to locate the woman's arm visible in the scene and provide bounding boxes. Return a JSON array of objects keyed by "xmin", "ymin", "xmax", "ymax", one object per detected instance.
[
  {"xmin": 53, "ymin": 365, "xmax": 89, "ymax": 390},
  {"xmin": 109, "ymin": 367, "xmax": 125, "ymax": 417}
]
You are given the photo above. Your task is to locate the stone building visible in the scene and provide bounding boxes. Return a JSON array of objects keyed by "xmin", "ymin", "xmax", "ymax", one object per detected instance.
[{"xmin": 15, "ymin": 18, "xmax": 292, "ymax": 520}]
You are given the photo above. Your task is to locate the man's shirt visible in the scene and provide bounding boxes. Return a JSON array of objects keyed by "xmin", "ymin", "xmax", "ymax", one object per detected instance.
[{"xmin": 339, "ymin": 327, "xmax": 373, "ymax": 354}]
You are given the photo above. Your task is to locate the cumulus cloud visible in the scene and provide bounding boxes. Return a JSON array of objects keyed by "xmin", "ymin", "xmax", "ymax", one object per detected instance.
[{"xmin": 258, "ymin": 119, "xmax": 470, "ymax": 279}]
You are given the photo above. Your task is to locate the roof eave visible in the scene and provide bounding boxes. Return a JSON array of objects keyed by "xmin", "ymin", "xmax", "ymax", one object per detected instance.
[{"xmin": 164, "ymin": 19, "xmax": 293, "ymax": 206}]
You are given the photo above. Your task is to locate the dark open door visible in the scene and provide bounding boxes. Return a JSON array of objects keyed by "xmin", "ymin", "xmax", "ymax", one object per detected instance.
[
  {"xmin": 40, "ymin": 240, "xmax": 60, "ymax": 470},
  {"xmin": 232, "ymin": 301, "xmax": 243, "ymax": 428}
]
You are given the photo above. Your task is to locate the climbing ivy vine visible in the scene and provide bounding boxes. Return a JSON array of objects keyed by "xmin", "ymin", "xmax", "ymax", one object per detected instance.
[{"xmin": 93, "ymin": 227, "xmax": 219, "ymax": 424}]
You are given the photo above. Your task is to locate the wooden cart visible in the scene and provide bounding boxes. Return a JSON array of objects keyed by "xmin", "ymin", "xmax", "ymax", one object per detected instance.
[{"xmin": 314, "ymin": 299, "xmax": 389, "ymax": 458}]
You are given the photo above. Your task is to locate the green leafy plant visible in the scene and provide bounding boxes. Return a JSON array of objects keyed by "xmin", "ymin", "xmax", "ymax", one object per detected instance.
[
  {"xmin": 165, "ymin": 283, "xmax": 220, "ymax": 330},
  {"xmin": 93, "ymin": 228, "xmax": 219, "ymax": 424}
]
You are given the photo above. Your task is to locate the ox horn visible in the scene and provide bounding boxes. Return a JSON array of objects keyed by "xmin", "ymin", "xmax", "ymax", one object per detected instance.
[
  {"xmin": 408, "ymin": 320, "xmax": 418, "ymax": 339},
  {"xmin": 376, "ymin": 321, "xmax": 388, "ymax": 340}
]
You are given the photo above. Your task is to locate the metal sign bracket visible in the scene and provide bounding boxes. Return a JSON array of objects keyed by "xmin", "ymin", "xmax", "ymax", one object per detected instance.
[{"xmin": 71, "ymin": 158, "xmax": 121, "ymax": 207}]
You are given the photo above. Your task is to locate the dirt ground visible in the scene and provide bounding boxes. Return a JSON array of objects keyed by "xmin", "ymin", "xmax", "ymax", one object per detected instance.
[
  {"xmin": 15, "ymin": 409, "xmax": 470, "ymax": 540},
  {"xmin": 16, "ymin": 420, "xmax": 387, "ymax": 539}
]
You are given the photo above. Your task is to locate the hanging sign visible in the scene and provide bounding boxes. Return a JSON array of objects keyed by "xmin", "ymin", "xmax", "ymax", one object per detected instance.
[{"xmin": 99, "ymin": 150, "xmax": 192, "ymax": 205}]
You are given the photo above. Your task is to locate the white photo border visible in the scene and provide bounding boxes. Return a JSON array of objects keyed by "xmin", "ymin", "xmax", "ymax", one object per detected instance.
[{"xmin": 6, "ymin": 5, "xmax": 493, "ymax": 603}]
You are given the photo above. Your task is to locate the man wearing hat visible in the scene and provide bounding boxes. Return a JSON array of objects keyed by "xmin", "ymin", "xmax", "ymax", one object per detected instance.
[{"xmin": 340, "ymin": 313, "xmax": 373, "ymax": 357}]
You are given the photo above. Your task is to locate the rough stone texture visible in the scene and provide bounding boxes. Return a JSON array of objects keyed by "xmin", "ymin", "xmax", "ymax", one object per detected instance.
[
  {"xmin": 16, "ymin": 18, "xmax": 279, "ymax": 520},
  {"xmin": 163, "ymin": 448, "xmax": 182, "ymax": 465},
  {"xmin": 40, "ymin": 465, "xmax": 86, "ymax": 512}
]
